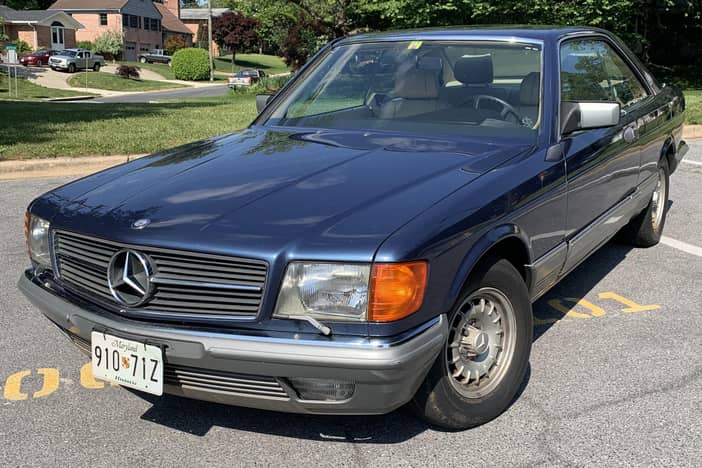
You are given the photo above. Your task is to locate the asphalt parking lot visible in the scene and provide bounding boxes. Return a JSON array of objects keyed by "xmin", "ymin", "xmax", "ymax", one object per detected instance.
[{"xmin": 1, "ymin": 144, "xmax": 701, "ymax": 467}]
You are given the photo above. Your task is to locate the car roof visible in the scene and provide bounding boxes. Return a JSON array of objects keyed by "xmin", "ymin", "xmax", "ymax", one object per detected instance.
[{"xmin": 336, "ymin": 25, "xmax": 611, "ymax": 45}]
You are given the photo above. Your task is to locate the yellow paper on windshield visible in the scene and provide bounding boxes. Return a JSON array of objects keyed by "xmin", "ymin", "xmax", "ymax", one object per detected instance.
[{"xmin": 407, "ymin": 41, "xmax": 423, "ymax": 50}]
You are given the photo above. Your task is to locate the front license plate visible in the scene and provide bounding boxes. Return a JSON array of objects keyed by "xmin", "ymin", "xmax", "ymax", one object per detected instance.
[{"xmin": 91, "ymin": 332, "xmax": 163, "ymax": 395}]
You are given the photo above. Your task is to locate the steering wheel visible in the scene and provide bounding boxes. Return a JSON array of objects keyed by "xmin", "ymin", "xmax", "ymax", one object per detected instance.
[{"xmin": 472, "ymin": 94, "xmax": 524, "ymax": 124}]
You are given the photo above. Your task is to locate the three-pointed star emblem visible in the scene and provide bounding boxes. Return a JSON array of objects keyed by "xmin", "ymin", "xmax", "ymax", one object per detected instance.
[{"xmin": 107, "ymin": 249, "xmax": 153, "ymax": 306}]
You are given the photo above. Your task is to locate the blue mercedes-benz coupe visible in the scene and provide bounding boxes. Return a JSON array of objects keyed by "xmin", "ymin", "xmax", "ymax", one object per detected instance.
[{"xmin": 20, "ymin": 27, "xmax": 687, "ymax": 429}]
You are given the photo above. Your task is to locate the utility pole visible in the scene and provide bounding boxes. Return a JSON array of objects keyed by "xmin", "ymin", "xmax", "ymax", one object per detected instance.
[{"xmin": 207, "ymin": 0, "xmax": 214, "ymax": 82}]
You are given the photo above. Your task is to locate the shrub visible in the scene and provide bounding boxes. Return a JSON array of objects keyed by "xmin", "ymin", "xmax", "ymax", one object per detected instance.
[
  {"xmin": 94, "ymin": 30, "xmax": 123, "ymax": 60},
  {"xmin": 172, "ymin": 48, "xmax": 210, "ymax": 81},
  {"xmin": 115, "ymin": 65, "xmax": 140, "ymax": 80},
  {"xmin": 165, "ymin": 36, "xmax": 187, "ymax": 56},
  {"xmin": 76, "ymin": 40, "xmax": 94, "ymax": 51},
  {"xmin": 6, "ymin": 40, "xmax": 31, "ymax": 55}
]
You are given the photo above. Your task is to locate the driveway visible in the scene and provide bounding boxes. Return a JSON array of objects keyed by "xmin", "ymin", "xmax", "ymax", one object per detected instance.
[
  {"xmin": 5, "ymin": 64, "xmax": 224, "ymax": 99},
  {"xmin": 88, "ymin": 84, "xmax": 229, "ymax": 103},
  {"xmin": 1, "ymin": 146, "xmax": 701, "ymax": 466}
]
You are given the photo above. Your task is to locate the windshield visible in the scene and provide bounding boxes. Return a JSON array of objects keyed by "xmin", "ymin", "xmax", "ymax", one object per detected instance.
[
  {"xmin": 61, "ymin": 50, "xmax": 78, "ymax": 57},
  {"xmin": 264, "ymin": 40, "xmax": 542, "ymax": 141}
]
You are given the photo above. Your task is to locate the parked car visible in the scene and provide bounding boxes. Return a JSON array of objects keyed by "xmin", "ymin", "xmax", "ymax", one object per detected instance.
[
  {"xmin": 20, "ymin": 27, "xmax": 687, "ymax": 430},
  {"xmin": 20, "ymin": 49, "xmax": 59, "ymax": 67},
  {"xmin": 228, "ymin": 68, "xmax": 266, "ymax": 88},
  {"xmin": 139, "ymin": 49, "xmax": 172, "ymax": 65},
  {"xmin": 49, "ymin": 48, "xmax": 104, "ymax": 73}
]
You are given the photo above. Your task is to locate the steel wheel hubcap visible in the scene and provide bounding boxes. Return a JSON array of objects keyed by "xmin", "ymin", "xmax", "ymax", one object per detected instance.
[
  {"xmin": 445, "ymin": 288, "xmax": 517, "ymax": 399},
  {"xmin": 651, "ymin": 167, "xmax": 666, "ymax": 229}
]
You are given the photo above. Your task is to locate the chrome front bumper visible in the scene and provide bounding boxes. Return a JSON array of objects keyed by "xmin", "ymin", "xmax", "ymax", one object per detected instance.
[{"xmin": 18, "ymin": 270, "xmax": 447, "ymax": 415}]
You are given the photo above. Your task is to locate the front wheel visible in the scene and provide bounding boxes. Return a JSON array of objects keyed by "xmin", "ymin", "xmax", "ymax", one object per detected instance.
[
  {"xmin": 68, "ymin": 63, "xmax": 76, "ymax": 73},
  {"xmin": 619, "ymin": 158, "xmax": 670, "ymax": 247},
  {"xmin": 412, "ymin": 258, "xmax": 532, "ymax": 430}
]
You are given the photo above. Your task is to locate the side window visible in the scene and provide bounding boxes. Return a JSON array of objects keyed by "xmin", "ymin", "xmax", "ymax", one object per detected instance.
[{"xmin": 560, "ymin": 40, "xmax": 648, "ymax": 109}]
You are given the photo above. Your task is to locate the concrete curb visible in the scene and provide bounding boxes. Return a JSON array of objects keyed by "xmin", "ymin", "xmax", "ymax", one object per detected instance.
[
  {"xmin": 0, "ymin": 154, "xmax": 147, "ymax": 181},
  {"xmin": 683, "ymin": 125, "xmax": 702, "ymax": 140},
  {"xmin": 44, "ymin": 95, "xmax": 96, "ymax": 102}
]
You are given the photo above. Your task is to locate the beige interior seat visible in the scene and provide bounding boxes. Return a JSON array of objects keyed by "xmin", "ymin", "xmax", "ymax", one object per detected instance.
[
  {"xmin": 518, "ymin": 72, "xmax": 540, "ymax": 124},
  {"xmin": 374, "ymin": 67, "xmax": 441, "ymax": 119}
]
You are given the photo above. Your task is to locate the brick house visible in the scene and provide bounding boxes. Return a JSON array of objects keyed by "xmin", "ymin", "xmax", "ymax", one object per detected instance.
[
  {"xmin": 0, "ymin": 5, "xmax": 83, "ymax": 52},
  {"xmin": 154, "ymin": 1, "xmax": 192, "ymax": 49},
  {"xmin": 48, "ymin": 0, "xmax": 164, "ymax": 61},
  {"xmin": 180, "ymin": 7, "xmax": 229, "ymax": 56}
]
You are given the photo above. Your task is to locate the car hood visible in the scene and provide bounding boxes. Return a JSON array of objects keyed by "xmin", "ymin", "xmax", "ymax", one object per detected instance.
[{"xmin": 35, "ymin": 127, "xmax": 530, "ymax": 262}]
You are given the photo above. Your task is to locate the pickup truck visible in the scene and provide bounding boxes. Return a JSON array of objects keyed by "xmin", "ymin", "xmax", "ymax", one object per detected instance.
[
  {"xmin": 20, "ymin": 27, "xmax": 687, "ymax": 431},
  {"xmin": 139, "ymin": 49, "xmax": 172, "ymax": 65},
  {"xmin": 228, "ymin": 68, "xmax": 266, "ymax": 88},
  {"xmin": 49, "ymin": 48, "xmax": 104, "ymax": 73}
]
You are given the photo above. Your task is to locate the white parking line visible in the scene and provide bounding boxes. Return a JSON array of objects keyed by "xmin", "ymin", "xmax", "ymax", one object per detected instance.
[
  {"xmin": 681, "ymin": 159, "xmax": 702, "ymax": 167},
  {"xmin": 660, "ymin": 236, "xmax": 702, "ymax": 257}
]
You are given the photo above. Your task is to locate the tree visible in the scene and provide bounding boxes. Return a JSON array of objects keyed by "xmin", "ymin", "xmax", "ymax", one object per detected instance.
[
  {"xmin": 211, "ymin": 11, "xmax": 258, "ymax": 68},
  {"xmin": 94, "ymin": 30, "xmax": 124, "ymax": 61},
  {"xmin": 0, "ymin": 16, "xmax": 8, "ymax": 42}
]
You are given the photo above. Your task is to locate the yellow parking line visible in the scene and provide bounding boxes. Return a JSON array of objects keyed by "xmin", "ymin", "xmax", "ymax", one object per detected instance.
[
  {"xmin": 33, "ymin": 368, "xmax": 59, "ymax": 398},
  {"xmin": 3, "ymin": 370, "xmax": 31, "ymax": 401},
  {"xmin": 598, "ymin": 292, "xmax": 660, "ymax": 313},
  {"xmin": 80, "ymin": 363, "xmax": 105, "ymax": 389}
]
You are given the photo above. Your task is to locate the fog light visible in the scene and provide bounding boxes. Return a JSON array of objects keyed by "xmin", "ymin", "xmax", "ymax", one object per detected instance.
[{"xmin": 288, "ymin": 378, "xmax": 355, "ymax": 401}]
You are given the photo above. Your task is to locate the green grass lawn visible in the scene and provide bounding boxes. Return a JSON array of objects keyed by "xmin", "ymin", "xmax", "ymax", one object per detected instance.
[
  {"xmin": 0, "ymin": 73, "xmax": 94, "ymax": 100},
  {"xmin": 67, "ymin": 72, "xmax": 187, "ymax": 92},
  {"xmin": 214, "ymin": 53, "xmax": 290, "ymax": 75},
  {"xmin": 117, "ymin": 61, "xmax": 176, "ymax": 80},
  {"xmin": 117, "ymin": 53, "xmax": 287, "ymax": 81},
  {"xmin": 684, "ymin": 90, "xmax": 702, "ymax": 124},
  {"xmin": 0, "ymin": 94, "xmax": 257, "ymax": 160}
]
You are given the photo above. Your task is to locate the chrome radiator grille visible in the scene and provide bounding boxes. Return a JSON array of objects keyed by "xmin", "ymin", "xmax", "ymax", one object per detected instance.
[{"xmin": 54, "ymin": 231, "xmax": 267, "ymax": 320}]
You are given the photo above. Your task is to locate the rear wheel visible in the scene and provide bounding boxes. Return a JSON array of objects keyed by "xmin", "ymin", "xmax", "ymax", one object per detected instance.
[
  {"xmin": 412, "ymin": 258, "xmax": 532, "ymax": 430},
  {"xmin": 619, "ymin": 158, "xmax": 670, "ymax": 247},
  {"xmin": 93, "ymin": 62, "xmax": 101, "ymax": 72},
  {"xmin": 36, "ymin": 60, "xmax": 43, "ymax": 66},
  {"xmin": 140, "ymin": 57, "xmax": 147, "ymax": 64}
]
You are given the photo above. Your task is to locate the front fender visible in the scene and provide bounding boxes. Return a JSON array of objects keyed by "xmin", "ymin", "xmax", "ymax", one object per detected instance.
[{"xmin": 443, "ymin": 224, "xmax": 532, "ymax": 313}]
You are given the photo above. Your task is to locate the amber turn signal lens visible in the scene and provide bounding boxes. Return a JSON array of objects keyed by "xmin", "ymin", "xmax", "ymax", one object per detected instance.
[{"xmin": 369, "ymin": 261, "xmax": 428, "ymax": 322}]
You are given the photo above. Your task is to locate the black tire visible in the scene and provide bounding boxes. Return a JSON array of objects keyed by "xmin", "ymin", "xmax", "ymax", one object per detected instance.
[
  {"xmin": 37, "ymin": 60, "xmax": 43, "ymax": 67},
  {"xmin": 68, "ymin": 63, "xmax": 76, "ymax": 73},
  {"xmin": 412, "ymin": 258, "xmax": 532, "ymax": 430},
  {"xmin": 619, "ymin": 158, "xmax": 670, "ymax": 247},
  {"xmin": 93, "ymin": 62, "xmax": 101, "ymax": 72},
  {"xmin": 140, "ymin": 57, "xmax": 147, "ymax": 64}
]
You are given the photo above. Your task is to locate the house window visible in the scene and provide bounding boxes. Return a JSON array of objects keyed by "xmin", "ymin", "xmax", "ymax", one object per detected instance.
[
  {"xmin": 149, "ymin": 18, "xmax": 158, "ymax": 31},
  {"xmin": 122, "ymin": 14, "xmax": 128, "ymax": 27},
  {"xmin": 99, "ymin": 13, "xmax": 108, "ymax": 26},
  {"xmin": 129, "ymin": 15, "xmax": 138, "ymax": 28},
  {"xmin": 144, "ymin": 17, "xmax": 150, "ymax": 30}
]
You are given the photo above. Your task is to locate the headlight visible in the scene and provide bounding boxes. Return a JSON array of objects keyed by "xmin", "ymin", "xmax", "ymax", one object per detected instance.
[
  {"xmin": 274, "ymin": 261, "xmax": 428, "ymax": 323},
  {"xmin": 274, "ymin": 263, "xmax": 371, "ymax": 321},
  {"xmin": 25, "ymin": 212, "xmax": 51, "ymax": 269}
]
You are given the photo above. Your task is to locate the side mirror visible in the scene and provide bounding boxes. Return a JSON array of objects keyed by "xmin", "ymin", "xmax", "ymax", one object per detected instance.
[
  {"xmin": 256, "ymin": 94, "xmax": 272, "ymax": 114},
  {"xmin": 561, "ymin": 101, "xmax": 620, "ymax": 135}
]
